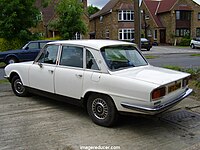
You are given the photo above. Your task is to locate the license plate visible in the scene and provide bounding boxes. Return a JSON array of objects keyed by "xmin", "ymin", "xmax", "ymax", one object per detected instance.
[{"xmin": 168, "ymin": 82, "xmax": 181, "ymax": 93}]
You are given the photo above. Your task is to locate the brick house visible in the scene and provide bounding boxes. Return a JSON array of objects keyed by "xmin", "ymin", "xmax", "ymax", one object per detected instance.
[
  {"xmin": 141, "ymin": 0, "xmax": 200, "ymax": 45},
  {"xmin": 89, "ymin": 0, "xmax": 134, "ymax": 40},
  {"xmin": 33, "ymin": 0, "xmax": 89, "ymax": 39},
  {"xmin": 90, "ymin": 0, "xmax": 200, "ymax": 45}
]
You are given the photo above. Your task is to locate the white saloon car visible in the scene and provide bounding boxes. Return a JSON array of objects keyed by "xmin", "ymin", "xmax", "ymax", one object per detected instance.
[
  {"xmin": 190, "ymin": 37, "xmax": 200, "ymax": 49},
  {"xmin": 4, "ymin": 40, "xmax": 192, "ymax": 126}
]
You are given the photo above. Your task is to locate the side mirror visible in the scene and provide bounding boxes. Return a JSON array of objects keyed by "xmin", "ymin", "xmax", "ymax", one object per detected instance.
[
  {"xmin": 38, "ymin": 62, "xmax": 43, "ymax": 68},
  {"xmin": 25, "ymin": 47, "xmax": 29, "ymax": 50}
]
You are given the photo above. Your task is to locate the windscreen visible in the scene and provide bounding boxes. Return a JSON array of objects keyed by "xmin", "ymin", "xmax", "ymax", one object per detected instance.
[{"xmin": 101, "ymin": 45, "xmax": 148, "ymax": 71}]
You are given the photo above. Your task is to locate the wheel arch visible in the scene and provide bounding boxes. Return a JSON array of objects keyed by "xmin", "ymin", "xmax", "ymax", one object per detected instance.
[
  {"xmin": 8, "ymin": 72, "xmax": 21, "ymax": 82},
  {"xmin": 82, "ymin": 91, "xmax": 116, "ymax": 110},
  {"xmin": 5, "ymin": 54, "xmax": 19, "ymax": 63}
]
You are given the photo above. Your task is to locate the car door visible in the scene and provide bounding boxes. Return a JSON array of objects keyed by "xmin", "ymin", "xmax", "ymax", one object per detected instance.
[
  {"xmin": 29, "ymin": 44, "xmax": 59, "ymax": 93},
  {"xmin": 54, "ymin": 45, "xmax": 84, "ymax": 99}
]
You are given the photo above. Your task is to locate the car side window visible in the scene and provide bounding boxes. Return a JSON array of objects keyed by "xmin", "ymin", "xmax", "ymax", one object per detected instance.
[
  {"xmin": 38, "ymin": 45, "xmax": 59, "ymax": 64},
  {"xmin": 27, "ymin": 42, "xmax": 39, "ymax": 49},
  {"xmin": 86, "ymin": 50, "xmax": 99, "ymax": 70},
  {"xmin": 40, "ymin": 42, "xmax": 47, "ymax": 49},
  {"xmin": 60, "ymin": 46, "xmax": 83, "ymax": 68}
]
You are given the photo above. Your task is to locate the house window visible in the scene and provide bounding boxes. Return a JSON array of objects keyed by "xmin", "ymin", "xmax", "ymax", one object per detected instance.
[
  {"xmin": 175, "ymin": 28, "xmax": 190, "ymax": 37},
  {"xmin": 154, "ymin": 30, "xmax": 157, "ymax": 40},
  {"xmin": 176, "ymin": 10, "xmax": 191, "ymax": 20},
  {"xmin": 145, "ymin": 15, "xmax": 150, "ymax": 20},
  {"xmin": 198, "ymin": 13, "xmax": 200, "ymax": 20},
  {"xmin": 100, "ymin": 16, "xmax": 103, "ymax": 23},
  {"xmin": 118, "ymin": 10, "xmax": 134, "ymax": 21},
  {"xmin": 36, "ymin": 12, "xmax": 43, "ymax": 21},
  {"xmin": 106, "ymin": 29, "xmax": 109, "ymax": 39},
  {"xmin": 196, "ymin": 28, "xmax": 200, "ymax": 37},
  {"xmin": 118, "ymin": 29, "xmax": 134, "ymax": 40},
  {"xmin": 73, "ymin": 32, "xmax": 82, "ymax": 40}
]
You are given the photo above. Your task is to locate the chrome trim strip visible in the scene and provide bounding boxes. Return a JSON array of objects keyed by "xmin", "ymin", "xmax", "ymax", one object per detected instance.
[{"xmin": 121, "ymin": 88, "xmax": 193, "ymax": 114}]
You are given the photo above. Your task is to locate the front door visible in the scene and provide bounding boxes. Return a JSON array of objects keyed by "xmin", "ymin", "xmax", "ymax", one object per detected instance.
[
  {"xmin": 160, "ymin": 29, "xmax": 166, "ymax": 44},
  {"xmin": 29, "ymin": 45, "xmax": 59, "ymax": 93}
]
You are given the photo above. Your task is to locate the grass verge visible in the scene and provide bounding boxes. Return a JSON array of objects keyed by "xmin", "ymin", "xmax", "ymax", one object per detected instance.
[
  {"xmin": 0, "ymin": 62, "xmax": 6, "ymax": 67},
  {"xmin": 0, "ymin": 79, "xmax": 9, "ymax": 84},
  {"xmin": 190, "ymin": 54, "xmax": 200, "ymax": 57},
  {"xmin": 145, "ymin": 55, "xmax": 159, "ymax": 59}
]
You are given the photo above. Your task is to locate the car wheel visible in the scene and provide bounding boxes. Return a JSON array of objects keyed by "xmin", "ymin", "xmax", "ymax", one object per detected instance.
[
  {"xmin": 11, "ymin": 75, "xmax": 28, "ymax": 97},
  {"xmin": 191, "ymin": 44, "xmax": 195, "ymax": 49},
  {"xmin": 6, "ymin": 57, "xmax": 17, "ymax": 64},
  {"xmin": 87, "ymin": 94, "xmax": 118, "ymax": 127}
]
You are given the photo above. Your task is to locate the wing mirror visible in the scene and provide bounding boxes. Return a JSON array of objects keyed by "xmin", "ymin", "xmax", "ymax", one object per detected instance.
[{"xmin": 38, "ymin": 62, "xmax": 43, "ymax": 68}]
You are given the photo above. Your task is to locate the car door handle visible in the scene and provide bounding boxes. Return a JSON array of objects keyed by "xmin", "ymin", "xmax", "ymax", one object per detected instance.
[
  {"xmin": 48, "ymin": 70, "xmax": 54, "ymax": 74},
  {"xmin": 76, "ymin": 74, "xmax": 83, "ymax": 78}
]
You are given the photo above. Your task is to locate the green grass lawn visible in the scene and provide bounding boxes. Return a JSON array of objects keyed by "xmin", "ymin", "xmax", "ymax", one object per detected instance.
[
  {"xmin": 0, "ymin": 79, "xmax": 9, "ymax": 84},
  {"xmin": 0, "ymin": 62, "xmax": 6, "ymax": 67}
]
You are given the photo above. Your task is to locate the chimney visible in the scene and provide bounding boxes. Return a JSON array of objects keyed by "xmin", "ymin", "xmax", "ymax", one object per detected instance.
[{"xmin": 81, "ymin": 0, "xmax": 87, "ymax": 10}]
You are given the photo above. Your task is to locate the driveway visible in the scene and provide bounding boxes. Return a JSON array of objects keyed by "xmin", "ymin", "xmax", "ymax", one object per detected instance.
[{"xmin": 1, "ymin": 84, "xmax": 200, "ymax": 150}]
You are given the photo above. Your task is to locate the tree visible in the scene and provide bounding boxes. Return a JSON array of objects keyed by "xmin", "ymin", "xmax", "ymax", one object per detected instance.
[
  {"xmin": 87, "ymin": 5, "xmax": 100, "ymax": 16},
  {"xmin": 0, "ymin": 0, "xmax": 39, "ymax": 41},
  {"xmin": 51, "ymin": 0, "xmax": 87, "ymax": 39}
]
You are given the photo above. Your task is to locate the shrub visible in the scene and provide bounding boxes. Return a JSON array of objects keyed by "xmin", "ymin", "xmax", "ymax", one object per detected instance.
[
  {"xmin": 0, "ymin": 38, "xmax": 24, "ymax": 52},
  {"xmin": 178, "ymin": 37, "xmax": 191, "ymax": 46}
]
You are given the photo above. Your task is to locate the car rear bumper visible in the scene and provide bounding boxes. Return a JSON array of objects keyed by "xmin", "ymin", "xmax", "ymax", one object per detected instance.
[{"xmin": 121, "ymin": 88, "xmax": 193, "ymax": 115}]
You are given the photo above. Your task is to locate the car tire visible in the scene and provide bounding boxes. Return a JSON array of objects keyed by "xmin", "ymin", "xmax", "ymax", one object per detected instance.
[
  {"xmin": 147, "ymin": 48, "xmax": 151, "ymax": 51},
  {"xmin": 6, "ymin": 57, "xmax": 18, "ymax": 64},
  {"xmin": 87, "ymin": 94, "xmax": 118, "ymax": 127},
  {"xmin": 11, "ymin": 75, "xmax": 29, "ymax": 97},
  {"xmin": 191, "ymin": 44, "xmax": 195, "ymax": 49}
]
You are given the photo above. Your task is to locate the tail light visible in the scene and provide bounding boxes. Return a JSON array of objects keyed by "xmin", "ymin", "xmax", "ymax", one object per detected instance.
[{"xmin": 151, "ymin": 87, "xmax": 166, "ymax": 101}]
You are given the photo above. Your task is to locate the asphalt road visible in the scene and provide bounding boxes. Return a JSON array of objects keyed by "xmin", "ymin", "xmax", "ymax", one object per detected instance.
[{"xmin": 147, "ymin": 54, "xmax": 200, "ymax": 68}]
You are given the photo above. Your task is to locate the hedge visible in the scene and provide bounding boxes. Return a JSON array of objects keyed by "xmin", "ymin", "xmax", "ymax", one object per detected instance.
[{"xmin": 0, "ymin": 38, "xmax": 24, "ymax": 52}]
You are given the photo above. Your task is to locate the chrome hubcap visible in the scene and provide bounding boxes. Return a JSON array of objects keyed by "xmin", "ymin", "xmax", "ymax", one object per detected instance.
[
  {"xmin": 14, "ymin": 79, "xmax": 25, "ymax": 94},
  {"xmin": 9, "ymin": 59, "xmax": 15, "ymax": 64},
  {"xmin": 92, "ymin": 98, "xmax": 108, "ymax": 120}
]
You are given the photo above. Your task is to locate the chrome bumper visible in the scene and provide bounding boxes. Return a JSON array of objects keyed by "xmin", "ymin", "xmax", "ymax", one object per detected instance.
[
  {"xmin": 121, "ymin": 88, "xmax": 193, "ymax": 115},
  {"xmin": 4, "ymin": 75, "xmax": 9, "ymax": 79}
]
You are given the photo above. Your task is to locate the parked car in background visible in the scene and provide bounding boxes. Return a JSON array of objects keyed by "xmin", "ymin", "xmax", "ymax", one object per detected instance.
[
  {"xmin": 190, "ymin": 38, "xmax": 200, "ymax": 49},
  {"xmin": 4, "ymin": 40, "xmax": 192, "ymax": 127},
  {"xmin": 0, "ymin": 40, "xmax": 52, "ymax": 64},
  {"xmin": 131, "ymin": 38, "xmax": 152, "ymax": 51}
]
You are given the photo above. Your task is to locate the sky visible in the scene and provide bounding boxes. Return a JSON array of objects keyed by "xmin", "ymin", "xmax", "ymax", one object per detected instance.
[{"xmin": 88, "ymin": 0, "xmax": 200, "ymax": 9}]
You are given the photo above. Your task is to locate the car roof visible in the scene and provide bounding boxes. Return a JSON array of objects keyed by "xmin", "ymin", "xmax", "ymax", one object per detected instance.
[
  {"xmin": 47, "ymin": 40, "xmax": 136, "ymax": 50},
  {"xmin": 28, "ymin": 40, "xmax": 53, "ymax": 43}
]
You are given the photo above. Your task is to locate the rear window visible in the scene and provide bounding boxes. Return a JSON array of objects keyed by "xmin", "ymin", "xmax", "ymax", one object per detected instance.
[{"xmin": 101, "ymin": 45, "xmax": 148, "ymax": 71}]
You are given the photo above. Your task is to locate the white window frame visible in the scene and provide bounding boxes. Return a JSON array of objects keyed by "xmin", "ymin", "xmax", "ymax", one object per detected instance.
[
  {"xmin": 106, "ymin": 29, "xmax": 109, "ymax": 39},
  {"xmin": 118, "ymin": 29, "xmax": 134, "ymax": 40},
  {"xmin": 118, "ymin": 10, "xmax": 134, "ymax": 21},
  {"xmin": 74, "ymin": 32, "xmax": 82, "ymax": 40}
]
